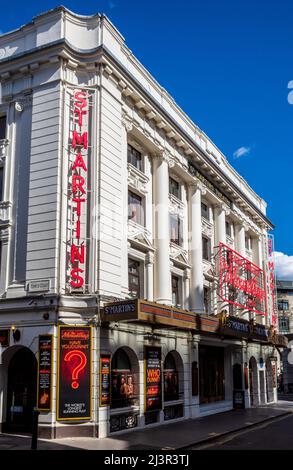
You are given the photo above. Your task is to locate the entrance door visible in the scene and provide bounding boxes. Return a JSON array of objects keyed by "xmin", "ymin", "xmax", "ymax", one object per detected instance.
[
  {"xmin": 199, "ymin": 346, "xmax": 225, "ymax": 404},
  {"xmin": 6, "ymin": 348, "xmax": 37, "ymax": 432},
  {"xmin": 266, "ymin": 359, "xmax": 274, "ymax": 403},
  {"xmin": 249, "ymin": 357, "xmax": 259, "ymax": 406}
]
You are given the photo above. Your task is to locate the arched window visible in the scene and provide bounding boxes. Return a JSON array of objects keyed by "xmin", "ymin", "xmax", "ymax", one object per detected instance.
[
  {"xmin": 111, "ymin": 348, "xmax": 138, "ymax": 409},
  {"xmin": 164, "ymin": 352, "xmax": 179, "ymax": 402}
]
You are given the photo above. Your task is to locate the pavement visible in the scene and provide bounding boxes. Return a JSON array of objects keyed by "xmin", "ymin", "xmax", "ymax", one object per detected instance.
[{"xmin": 1, "ymin": 400, "xmax": 293, "ymax": 450}]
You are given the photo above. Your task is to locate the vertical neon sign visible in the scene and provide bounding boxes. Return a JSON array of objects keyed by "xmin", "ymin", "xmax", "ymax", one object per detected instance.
[
  {"xmin": 267, "ymin": 234, "xmax": 277, "ymax": 327},
  {"xmin": 68, "ymin": 90, "xmax": 89, "ymax": 290}
]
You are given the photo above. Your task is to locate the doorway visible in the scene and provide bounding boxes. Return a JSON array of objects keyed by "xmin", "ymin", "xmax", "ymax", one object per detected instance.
[
  {"xmin": 5, "ymin": 347, "xmax": 37, "ymax": 432},
  {"xmin": 249, "ymin": 357, "xmax": 259, "ymax": 406}
]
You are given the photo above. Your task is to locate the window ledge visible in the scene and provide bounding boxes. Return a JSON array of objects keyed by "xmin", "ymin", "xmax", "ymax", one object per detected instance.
[{"xmin": 110, "ymin": 405, "xmax": 140, "ymax": 416}]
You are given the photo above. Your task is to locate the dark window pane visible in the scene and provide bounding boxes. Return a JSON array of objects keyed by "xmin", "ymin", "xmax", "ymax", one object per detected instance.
[
  {"xmin": 202, "ymin": 237, "xmax": 211, "ymax": 261},
  {"xmin": 128, "ymin": 259, "xmax": 140, "ymax": 298},
  {"xmin": 0, "ymin": 116, "xmax": 6, "ymax": 140},
  {"xmin": 172, "ymin": 275, "xmax": 181, "ymax": 307},
  {"xmin": 128, "ymin": 191, "xmax": 144, "ymax": 226},
  {"xmin": 170, "ymin": 214, "xmax": 183, "ymax": 246},
  {"xmin": 226, "ymin": 221, "xmax": 232, "ymax": 237},
  {"xmin": 164, "ymin": 353, "xmax": 179, "ymax": 402},
  {"xmin": 204, "ymin": 286, "xmax": 211, "ymax": 314},
  {"xmin": 169, "ymin": 177, "xmax": 180, "ymax": 199},
  {"xmin": 278, "ymin": 300, "xmax": 289, "ymax": 311},
  {"xmin": 201, "ymin": 202, "xmax": 209, "ymax": 221},
  {"xmin": 127, "ymin": 144, "xmax": 142, "ymax": 172},
  {"xmin": 0, "ymin": 167, "xmax": 3, "ymax": 201}
]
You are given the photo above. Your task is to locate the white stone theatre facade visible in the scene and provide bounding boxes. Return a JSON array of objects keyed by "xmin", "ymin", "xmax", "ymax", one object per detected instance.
[{"xmin": 0, "ymin": 7, "xmax": 286, "ymax": 438}]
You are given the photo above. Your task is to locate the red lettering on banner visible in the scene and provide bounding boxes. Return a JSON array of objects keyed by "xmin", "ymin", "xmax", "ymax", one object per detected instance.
[{"xmin": 67, "ymin": 89, "xmax": 89, "ymax": 290}]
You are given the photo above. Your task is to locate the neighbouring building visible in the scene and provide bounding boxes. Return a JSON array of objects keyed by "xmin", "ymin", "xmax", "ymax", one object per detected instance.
[
  {"xmin": 276, "ymin": 281, "xmax": 293, "ymax": 392},
  {"xmin": 277, "ymin": 280, "xmax": 293, "ymax": 335},
  {"xmin": 0, "ymin": 7, "xmax": 287, "ymax": 439}
]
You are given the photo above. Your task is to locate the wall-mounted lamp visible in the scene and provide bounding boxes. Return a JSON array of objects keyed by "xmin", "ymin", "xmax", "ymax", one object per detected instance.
[{"xmin": 11, "ymin": 325, "xmax": 21, "ymax": 342}]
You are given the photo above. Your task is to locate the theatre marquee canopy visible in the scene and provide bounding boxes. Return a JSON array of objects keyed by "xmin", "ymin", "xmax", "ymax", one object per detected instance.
[{"xmin": 102, "ymin": 299, "xmax": 196, "ymax": 330}]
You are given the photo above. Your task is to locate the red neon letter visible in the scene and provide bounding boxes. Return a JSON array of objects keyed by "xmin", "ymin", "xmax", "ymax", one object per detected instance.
[
  {"xmin": 72, "ymin": 153, "xmax": 87, "ymax": 171},
  {"xmin": 70, "ymin": 243, "xmax": 85, "ymax": 265},
  {"xmin": 72, "ymin": 198, "xmax": 86, "ymax": 217},
  {"xmin": 74, "ymin": 91, "xmax": 87, "ymax": 109},
  {"xmin": 72, "ymin": 175, "xmax": 86, "ymax": 195},
  {"xmin": 70, "ymin": 268, "xmax": 84, "ymax": 288},
  {"xmin": 72, "ymin": 131, "xmax": 88, "ymax": 149}
]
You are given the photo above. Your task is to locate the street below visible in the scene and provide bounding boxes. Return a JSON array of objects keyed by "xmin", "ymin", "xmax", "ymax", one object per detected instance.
[{"xmin": 190, "ymin": 413, "xmax": 293, "ymax": 450}]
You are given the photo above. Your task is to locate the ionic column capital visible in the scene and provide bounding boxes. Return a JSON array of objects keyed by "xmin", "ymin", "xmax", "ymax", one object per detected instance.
[
  {"xmin": 153, "ymin": 149, "xmax": 175, "ymax": 168},
  {"xmin": 188, "ymin": 179, "xmax": 206, "ymax": 196}
]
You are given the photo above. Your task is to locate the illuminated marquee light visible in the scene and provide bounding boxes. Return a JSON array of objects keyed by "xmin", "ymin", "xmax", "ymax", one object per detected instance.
[
  {"xmin": 67, "ymin": 90, "xmax": 89, "ymax": 289},
  {"xmin": 218, "ymin": 242, "xmax": 267, "ymax": 316}
]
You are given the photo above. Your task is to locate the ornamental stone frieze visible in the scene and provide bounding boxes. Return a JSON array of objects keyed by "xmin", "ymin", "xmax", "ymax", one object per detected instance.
[
  {"xmin": 168, "ymin": 194, "xmax": 185, "ymax": 219},
  {"xmin": 169, "ymin": 243, "xmax": 189, "ymax": 267},
  {"xmin": 201, "ymin": 218, "xmax": 213, "ymax": 238},
  {"xmin": 128, "ymin": 220, "xmax": 153, "ymax": 249},
  {"xmin": 127, "ymin": 163, "xmax": 149, "ymax": 194}
]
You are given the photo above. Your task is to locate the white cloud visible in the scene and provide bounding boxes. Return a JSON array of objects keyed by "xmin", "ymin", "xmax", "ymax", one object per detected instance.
[
  {"xmin": 274, "ymin": 251, "xmax": 293, "ymax": 280},
  {"xmin": 233, "ymin": 146, "xmax": 251, "ymax": 159}
]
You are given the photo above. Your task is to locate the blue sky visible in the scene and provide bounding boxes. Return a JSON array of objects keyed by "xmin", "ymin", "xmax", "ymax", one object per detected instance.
[{"xmin": 2, "ymin": 0, "xmax": 293, "ymax": 277}]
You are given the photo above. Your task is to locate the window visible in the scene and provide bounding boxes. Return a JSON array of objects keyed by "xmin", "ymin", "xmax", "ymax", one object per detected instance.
[
  {"xmin": 128, "ymin": 191, "xmax": 144, "ymax": 226},
  {"xmin": 170, "ymin": 214, "xmax": 183, "ymax": 246},
  {"xmin": 127, "ymin": 144, "xmax": 143, "ymax": 172},
  {"xmin": 279, "ymin": 316, "xmax": 289, "ymax": 333},
  {"xmin": 245, "ymin": 236, "xmax": 251, "ymax": 251},
  {"xmin": 0, "ymin": 167, "xmax": 3, "ymax": 201},
  {"xmin": 278, "ymin": 300, "xmax": 289, "ymax": 311},
  {"xmin": 172, "ymin": 275, "xmax": 181, "ymax": 307},
  {"xmin": 204, "ymin": 286, "xmax": 211, "ymax": 314},
  {"xmin": 164, "ymin": 353, "xmax": 179, "ymax": 402},
  {"xmin": 0, "ymin": 116, "xmax": 6, "ymax": 140},
  {"xmin": 128, "ymin": 259, "xmax": 141, "ymax": 298},
  {"xmin": 226, "ymin": 221, "xmax": 232, "ymax": 237},
  {"xmin": 202, "ymin": 236, "xmax": 211, "ymax": 261},
  {"xmin": 201, "ymin": 202, "xmax": 209, "ymax": 221},
  {"xmin": 169, "ymin": 177, "xmax": 180, "ymax": 199},
  {"xmin": 111, "ymin": 348, "xmax": 138, "ymax": 409}
]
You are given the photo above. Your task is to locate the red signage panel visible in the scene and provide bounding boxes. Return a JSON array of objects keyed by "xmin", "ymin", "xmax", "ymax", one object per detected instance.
[
  {"xmin": 100, "ymin": 355, "xmax": 111, "ymax": 407},
  {"xmin": 57, "ymin": 326, "xmax": 92, "ymax": 421},
  {"xmin": 37, "ymin": 335, "xmax": 53, "ymax": 411},
  {"xmin": 218, "ymin": 243, "xmax": 266, "ymax": 316},
  {"xmin": 145, "ymin": 346, "xmax": 162, "ymax": 412}
]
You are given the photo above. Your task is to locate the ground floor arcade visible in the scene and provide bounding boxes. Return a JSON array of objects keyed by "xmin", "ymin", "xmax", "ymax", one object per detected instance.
[{"xmin": 0, "ymin": 296, "xmax": 282, "ymax": 439}]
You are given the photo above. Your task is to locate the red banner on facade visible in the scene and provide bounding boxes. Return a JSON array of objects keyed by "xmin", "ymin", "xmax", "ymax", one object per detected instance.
[
  {"xmin": 67, "ymin": 89, "xmax": 90, "ymax": 291},
  {"xmin": 218, "ymin": 243, "xmax": 267, "ymax": 316},
  {"xmin": 57, "ymin": 326, "xmax": 92, "ymax": 421}
]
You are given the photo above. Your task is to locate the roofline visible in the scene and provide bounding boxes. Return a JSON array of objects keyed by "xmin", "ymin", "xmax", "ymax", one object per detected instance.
[{"xmin": 0, "ymin": 38, "xmax": 274, "ymax": 229}]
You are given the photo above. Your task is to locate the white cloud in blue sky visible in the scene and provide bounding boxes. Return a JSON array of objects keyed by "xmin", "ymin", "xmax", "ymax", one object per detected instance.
[
  {"xmin": 274, "ymin": 251, "xmax": 293, "ymax": 280},
  {"xmin": 233, "ymin": 146, "xmax": 251, "ymax": 159}
]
